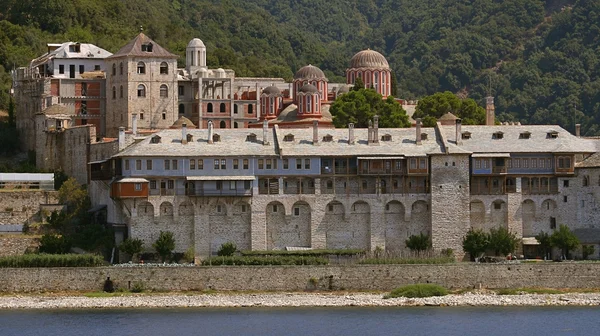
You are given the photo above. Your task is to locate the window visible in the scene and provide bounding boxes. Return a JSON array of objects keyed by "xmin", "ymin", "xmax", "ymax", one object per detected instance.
[
  {"xmin": 207, "ymin": 103, "xmax": 213, "ymax": 113},
  {"xmin": 178, "ymin": 104, "xmax": 185, "ymax": 115},
  {"xmin": 514, "ymin": 158, "xmax": 521, "ymax": 168},
  {"xmin": 381, "ymin": 134, "xmax": 392, "ymax": 141},
  {"xmin": 558, "ymin": 157, "xmax": 572, "ymax": 169},
  {"xmin": 326, "ymin": 180, "xmax": 333, "ymax": 189},
  {"xmin": 214, "ymin": 159, "xmax": 220, "ymax": 169},
  {"xmin": 220, "ymin": 103, "xmax": 226, "ymax": 112},
  {"xmin": 475, "ymin": 159, "xmax": 481, "ymax": 169},
  {"xmin": 550, "ymin": 217, "xmax": 557, "ymax": 229},
  {"xmin": 190, "ymin": 159, "xmax": 195, "ymax": 170},
  {"xmin": 519, "ymin": 132, "xmax": 531, "ymax": 139},
  {"xmin": 272, "ymin": 205, "xmax": 278, "ymax": 213},
  {"xmin": 141, "ymin": 43, "xmax": 153, "ymax": 52},
  {"xmin": 462, "ymin": 132, "xmax": 471, "ymax": 140},
  {"xmin": 59, "ymin": 64, "xmax": 64, "ymax": 74},
  {"xmin": 178, "ymin": 85, "xmax": 184, "ymax": 96},
  {"xmin": 419, "ymin": 158, "xmax": 426, "ymax": 169},
  {"xmin": 284, "ymin": 134, "xmax": 294, "ymax": 142},
  {"xmin": 137, "ymin": 62, "xmax": 146, "ymax": 74},
  {"xmin": 410, "ymin": 158, "xmax": 417, "ymax": 169},
  {"xmin": 548, "ymin": 131, "xmax": 559, "ymax": 139},
  {"xmin": 228, "ymin": 181, "xmax": 236, "ymax": 190},
  {"xmin": 219, "ymin": 121, "xmax": 226, "ymax": 128},
  {"xmin": 244, "ymin": 181, "xmax": 251, "ymax": 189},
  {"xmin": 160, "ymin": 84, "xmax": 168, "ymax": 98},
  {"xmin": 150, "ymin": 135, "xmax": 160, "ymax": 143},
  {"xmin": 112, "ymin": 64, "xmax": 116, "ymax": 76},
  {"xmin": 523, "ymin": 158, "xmax": 529, "ymax": 168},
  {"xmin": 94, "ymin": 65, "xmax": 101, "ymax": 71},
  {"xmin": 494, "ymin": 202, "xmax": 502, "ymax": 210},
  {"xmin": 136, "ymin": 160, "xmax": 141, "ymax": 170},
  {"xmin": 119, "ymin": 62, "xmax": 123, "ymax": 75},
  {"xmin": 296, "ymin": 159, "xmax": 302, "ymax": 170},
  {"xmin": 362, "ymin": 180, "xmax": 368, "ymax": 190},
  {"xmin": 79, "ymin": 65, "xmax": 84, "ymax": 74},
  {"xmin": 221, "ymin": 159, "xmax": 226, "ymax": 170},
  {"xmin": 563, "ymin": 180, "xmax": 569, "ymax": 187},
  {"xmin": 160, "ymin": 62, "xmax": 168, "ymax": 74},
  {"xmin": 234, "ymin": 104, "xmax": 238, "ymax": 114},
  {"xmin": 112, "ymin": 86, "xmax": 116, "ymax": 99},
  {"xmin": 248, "ymin": 104, "xmax": 253, "ymax": 114},
  {"xmin": 305, "ymin": 159, "xmax": 311, "ymax": 170},
  {"xmin": 246, "ymin": 134, "xmax": 257, "ymax": 142},
  {"xmin": 162, "ymin": 112, "xmax": 166, "ymax": 120},
  {"xmin": 125, "ymin": 160, "xmax": 130, "ymax": 170},
  {"xmin": 198, "ymin": 159, "xmax": 204, "ymax": 170},
  {"xmin": 137, "ymin": 84, "xmax": 146, "ymax": 97},
  {"xmin": 539, "ymin": 158, "xmax": 545, "ymax": 168},
  {"xmin": 243, "ymin": 159, "xmax": 249, "ymax": 169},
  {"xmin": 119, "ymin": 85, "xmax": 123, "ymax": 98},
  {"xmin": 266, "ymin": 159, "xmax": 272, "ymax": 169},
  {"xmin": 164, "ymin": 160, "xmax": 170, "ymax": 170},
  {"xmin": 294, "ymin": 207, "xmax": 300, "ymax": 216},
  {"xmin": 234, "ymin": 122, "xmax": 239, "ymax": 128},
  {"xmin": 146, "ymin": 160, "xmax": 152, "ymax": 170},
  {"xmin": 168, "ymin": 180, "xmax": 174, "ymax": 189},
  {"xmin": 280, "ymin": 158, "xmax": 288, "ymax": 170},
  {"xmin": 258, "ymin": 159, "xmax": 264, "ymax": 169},
  {"xmin": 323, "ymin": 134, "xmax": 334, "ymax": 142},
  {"xmin": 492, "ymin": 132, "xmax": 504, "ymax": 139},
  {"xmin": 140, "ymin": 112, "xmax": 144, "ymax": 120},
  {"xmin": 531, "ymin": 159, "xmax": 537, "ymax": 169},
  {"xmin": 216, "ymin": 181, "xmax": 222, "ymax": 191},
  {"xmin": 150, "ymin": 180, "xmax": 157, "ymax": 189}
]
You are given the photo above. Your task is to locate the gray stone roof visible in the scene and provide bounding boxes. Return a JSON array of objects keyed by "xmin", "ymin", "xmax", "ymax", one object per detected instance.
[
  {"xmin": 294, "ymin": 65, "xmax": 327, "ymax": 81},
  {"xmin": 108, "ymin": 33, "xmax": 178, "ymax": 59},
  {"xmin": 349, "ymin": 49, "xmax": 390, "ymax": 69},
  {"xmin": 577, "ymin": 151, "xmax": 600, "ymax": 168},
  {"xmin": 439, "ymin": 125, "xmax": 598, "ymax": 154}
]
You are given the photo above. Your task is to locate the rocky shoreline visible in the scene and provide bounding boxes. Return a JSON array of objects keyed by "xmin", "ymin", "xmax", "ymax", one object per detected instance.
[{"xmin": 1, "ymin": 292, "xmax": 600, "ymax": 309}]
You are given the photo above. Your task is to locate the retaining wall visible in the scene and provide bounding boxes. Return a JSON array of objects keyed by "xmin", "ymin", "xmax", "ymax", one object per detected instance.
[{"xmin": 2, "ymin": 263, "xmax": 600, "ymax": 292}]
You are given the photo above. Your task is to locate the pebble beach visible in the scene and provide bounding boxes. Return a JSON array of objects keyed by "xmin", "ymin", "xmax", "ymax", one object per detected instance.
[{"xmin": 1, "ymin": 292, "xmax": 600, "ymax": 309}]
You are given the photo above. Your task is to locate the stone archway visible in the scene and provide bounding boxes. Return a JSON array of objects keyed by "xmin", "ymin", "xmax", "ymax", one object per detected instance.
[
  {"xmin": 384, "ymin": 200, "xmax": 406, "ymax": 253},
  {"xmin": 322, "ymin": 200, "xmax": 345, "ymax": 249},
  {"xmin": 490, "ymin": 200, "xmax": 507, "ymax": 230},
  {"xmin": 410, "ymin": 200, "xmax": 430, "ymax": 235},
  {"xmin": 470, "ymin": 200, "xmax": 485, "ymax": 230},
  {"xmin": 522, "ymin": 199, "xmax": 536, "ymax": 236},
  {"xmin": 349, "ymin": 201, "xmax": 370, "ymax": 250},
  {"xmin": 266, "ymin": 201, "xmax": 285, "ymax": 250}
]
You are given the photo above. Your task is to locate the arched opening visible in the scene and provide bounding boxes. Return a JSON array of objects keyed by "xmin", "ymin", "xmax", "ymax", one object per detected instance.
[
  {"xmin": 136, "ymin": 62, "xmax": 145, "ymax": 74},
  {"xmin": 159, "ymin": 202, "xmax": 173, "ymax": 216},
  {"xmin": 160, "ymin": 84, "xmax": 168, "ymax": 98},
  {"xmin": 112, "ymin": 86, "xmax": 116, "ymax": 99},
  {"xmin": 522, "ymin": 199, "xmax": 536, "ymax": 236},
  {"xmin": 119, "ymin": 85, "xmax": 123, "ymax": 98},
  {"xmin": 410, "ymin": 200, "xmax": 430, "ymax": 235},
  {"xmin": 178, "ymin": 104, "xmax": 185, "ymax": 115},
  {"xmin": 178, "ymin": 201, "xmax": 194, "ymax": 216},
  {"xmin": 234, "ymin": 104, "xmax": 238, "ymax": 114},
  {"xmin": 137, "ymin": 84, "xmax": 146, "ymax": 97},
  {"xmin": 112, "ymin": 64, "xmax": 116, "ymax": 76},
  {"xmin": 220, "ymin": 103, "xmax": 226, "ymax": 112},
  {"xmin": 470, "ymin": 200, "xmax": 485, "ymax": 231},
  {"xmin": 207, "ymin": 103, "xmax": 213, "ymax": 113},
  {"xmin": 209, "ymin": 202, "xmax": 230, "ymax": 254},
  {"xmin": 160, "ymin": 62, "xmax": 168, "ymax": 75},
  {"xmin": 347, "ymin": 201, "xmax": 371, "ymax": 250},
  {"xmin": 137, "ymin": 201, "xmax": 154, "ymax": 218},
  {"xmin": 175, "ymin": 201, "xmax": 195, "ymax": 254},
  {"xmin": 119, "ymin": 62, "xmax": 123, "ymax": 75},
  {"xmin": 266, "ymin": 201, "xmax": 286, "ymax": 250},
  {"xmin": 490, "ymin": 200, "xmax": 507, "ymax": 230},
  {"xmin": 248, "ymin": 104, "xmax": 253, "ymax": 114},
  {"xmin": 385, "ymin": 201, "xmax": 406, "ymax": 253},
  {"xmin": 219, "ymin": 120, "xmax": 226, "ymax": 128},
  {"xmin": 234, "ymin": 122, "xmax": 239, "ymax": 128}
]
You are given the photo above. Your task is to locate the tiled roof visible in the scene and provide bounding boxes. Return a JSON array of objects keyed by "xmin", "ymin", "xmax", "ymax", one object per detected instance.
[
  {"xmin": 439, "ymin": 125, "xmax": 598, "ymax": 154},
  {"xmin": 577, "ymin": 151, "xmax": 600, "ymax": 168},
  {"xmin": 108, "ymin": 33, "xmax": 178, "ymax": 59}
]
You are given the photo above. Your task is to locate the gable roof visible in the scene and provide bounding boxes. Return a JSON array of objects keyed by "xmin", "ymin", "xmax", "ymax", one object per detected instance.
[{"xmin": 108, "ymin": 33, "xmax": 178, "ymax": 59}]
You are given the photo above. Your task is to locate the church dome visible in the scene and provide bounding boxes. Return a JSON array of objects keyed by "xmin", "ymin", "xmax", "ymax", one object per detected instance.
[
  {"xmin": 187, "ymin": 38, "xmax": 205, "ymax": 48},
  {"xmin": 294, "ymin": 65, "xmax": 327, "ymax": 80},
  {"xmin": 298, "ymin": 84, "xmax": 319, "ymax": 94},
  {"xmin": 350, "ymin": 49, "xmax": 390, "ymax": 69},
  {"xmin": 262, "ymin": 86, "xmax": 281, "ymax": 96}
]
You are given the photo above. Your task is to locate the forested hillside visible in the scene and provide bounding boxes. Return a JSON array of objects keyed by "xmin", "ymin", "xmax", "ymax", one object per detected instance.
[{"xmin": 1, "ymin": 0, "xmax": 599, "ymax": 134}]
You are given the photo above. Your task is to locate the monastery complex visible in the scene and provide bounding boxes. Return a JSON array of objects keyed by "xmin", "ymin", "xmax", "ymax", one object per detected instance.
[{"xmin": 9, "ymin": 33, "xmax": 600, "ymax": 260}]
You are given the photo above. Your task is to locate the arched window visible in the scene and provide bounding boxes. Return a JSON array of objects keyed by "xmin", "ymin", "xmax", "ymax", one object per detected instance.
[
  {"xmin": 178, "ymin": 104, "xmax": 185, "ymax": 115},
  {"xmin": 112, "ymin": 86, "xmax": 116, "ymax": 99},
  {"xmin": 234, "ymin": 104, "xmax": 238, "ymax": 114},
  {"xmin": 234, "ymin": 122, "xmax": 239, "ymax": 128},
  {"xmin": 220, "ymin": 103, "xmax": 226, "ymax": 112},
  {"xmin": 207, "ymin": 103, "xmax": 213, "ymax": 113},
  {"xmin": 269, "ymin": 97, "xmax": 274, "ymax": 114},
  {"xmin": 119, "ymin": 85, "xmax": 123, "ymax": 98},
  {"xmin": 261, "ymin": 101, "xmax": 266, "ymax": 115},
  {"xmin": 137, "ymin": 84, "xmax": 146, "ymax": 97},
  {"xmin": 307, "ymin": 95, "xmax": 312, "ymax": 113},
  {"xmin": 160, "ymin": 62, "xmax": 168, "ymax": 75},
  {"xmin": 137, "ymin": 62, "xmax": 145, "ymax": 74},
  {"xmin": 351, "ymin": 72, "xmax": 355, "ymax": 83},
  {"xmin": 382, "ymin": 71, "xmax": 387, "ymax": 95},
  {"xmin": 112, "ymin": 64, "xmax": 116, "ymax": 76},
  {"xmin": 374, "ymin": 72, "xmax": 379, "ymax": 91},
  {"xmin": 119, "ymin": 62, "xmax": 123, "ymax": 75},
  {"xmin": 219, "ymin": 120, "xmax": 226, "ymax": 128},
  {"xmin": 160, "ymin": 84, "xmax": 168, "ymax": 98},
  {"xmin": 248, "ymin": 104, "xmax": 253, "ymax": 114}
]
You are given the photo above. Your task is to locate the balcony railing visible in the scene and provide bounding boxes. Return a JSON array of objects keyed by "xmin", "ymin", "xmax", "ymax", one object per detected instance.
[
  {"xmin": 492, "ymin": 166, "xmax": 507, "ymax": 174},
  {"xmin": 187, "ymin": 189, "xmax": 252, "ymax": 196}
]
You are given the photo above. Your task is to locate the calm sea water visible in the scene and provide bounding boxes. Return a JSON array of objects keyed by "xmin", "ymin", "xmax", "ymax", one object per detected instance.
[{"xmin": 1, "ymin": 306, "xmax": 599, "ymax": 336}]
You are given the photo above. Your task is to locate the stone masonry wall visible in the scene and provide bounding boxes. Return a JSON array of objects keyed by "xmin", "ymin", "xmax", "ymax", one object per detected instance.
[
  {"xmin": 4, "ymin": 264, "xmax": 600, "ymax": 292},
  {"xmin": 0, "ymin": 191, "xmax": 59, "ymax": 226}
]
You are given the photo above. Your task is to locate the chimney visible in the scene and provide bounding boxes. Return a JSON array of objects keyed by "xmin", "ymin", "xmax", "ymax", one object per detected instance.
[
  {"xmin": 131, "ymin": 113, "xmax": 138, "ymax": 136},
  {"xmin": 182, "ymin": 123, "xmax": 188, "ymax": 144},
  {"xmin": 373, "ymin": 115, "xmax": 379, "ymax": 143},
  {"xmin": 118, "ymin": 127, "xmax": 125, "ymax": 151},
  {"xmin": 575, "ymin": 124, "xmax": 581, "ymax": 137},
  {"xmin": 456, "ymin": 118, "xmax": 462, "ymax": 145},
  {"xmin": 416, "ymin": 118, "xmax": 422, "ymax": 145},
  {"xmin": 485, "ymin": 96, "xmax": 495, "ymax": 126},
  {"xmin": 367, "ymin": 120, "xmax": 373, "ymax": 143},
  {"xmin": 207, "ymin": 121, "xmax": 214, "ymax": 144},
  {"xmin": 313, "ymin": 120, "xmax": 319, "ymax": 145},
  {"xmin": 262, "ymin": 119, "xmax": 269, "ymax": 145},
  {"xmin": 348, "ymin": 123, "xmax": 355, "ymax": 145}
]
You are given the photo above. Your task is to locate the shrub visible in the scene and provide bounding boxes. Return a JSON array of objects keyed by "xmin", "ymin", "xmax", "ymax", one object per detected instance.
[
  {"xmin": 582, "ymin": 245, "xmax": 595, "ymax": 260},
  {"xmin": 405, "ymin": 233, "xmax": 431, "ymax": 252},
  {"xmin": 201, "ymin": 256, "xmax": 328, "ymax": 266},
  {"xmin": 39, "ymin": 234, "xmax": 72, "ymax": 254},
  {"xmin": 153, "ymin": 231, "xmax": 175, "ymax": 262},
  {"xmin": 0, "ymin": 254, "xmax": 104, "ymax": 267},
  {"xmin": 119, "ymin": 238, "xmax": 144, "ymax": 262},
  {"xmin": 385, "ymin": 284, "xmax": 448, "ymax": 298},
  {"xmin": 130, "ymin": 282, "xmax": 145, "ymax": 293},
  {"xmin": 359, "ymin": 256, "xmax": 455, "ymax": 265},
  {"xmin": 551, "ymin": 225, "xmax": 580, "ymax": 259},
  {"xmin": 488, "ymin": 227, "xmax": 519, "ymax": 256},
  {"xmin": 462, "ymin": 228, "xmax": 489, "ymax": 261},
  {"xmin": 217, "ymin": 242, "xmax": 237, "ymax": 256},
  {"xmin": 183, "ymin": 247, "xmax": 195, "ymax": 263},
  {"xmin": 240, "ymin": 249, "xmax": 365, "ymax": 257},
  {"xmin": 535, "ymin": 231, "xmax": 552, "ymax": 260}
]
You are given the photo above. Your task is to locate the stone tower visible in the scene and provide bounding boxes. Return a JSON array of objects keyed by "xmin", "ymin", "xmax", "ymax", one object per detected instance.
[
  {"xmin": 186, "ymin": 38, "xmax": 207, "ymax": 74},
  {"xmin": 486, "ymin": 96, "xmax": 495, "ymax": 126}
]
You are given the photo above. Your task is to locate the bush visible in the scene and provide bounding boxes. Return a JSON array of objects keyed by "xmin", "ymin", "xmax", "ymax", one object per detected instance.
[
  {"xmin": 183, "ymin": 247, "xmax": 195, "ymax": 263},
  {"xmin": 358, "ymin": 256, "xmax": 455, "ymax": 265},
  {"xmin": 0, "ymin": 254, "xmax": 104, "ymax": 267},
  {"xmin": 405, "ymin": 233, "xmax": 431, "ymax": 252},
  {"xmin": 488, "ymin": 227, "xmax": 519, "ymax": 256},
  {"xmin": 201, "ymin": 256, "xmax": 328, "ymax": 266},
  {"xmin": 217, "ymin": 242, "xmax": 237, "ymax": 256},
  {"xmin": 39, "ymin": 234, "xmax": 72, "ymax": 254},
  {"xmin": 462, "ymin": 229, "xmax": 489, "ymax": 261},
  {"xmin": 582, "ymin": 245, "xmax": 595, "ymax": 260},
  {"xmin": 153, "ymin": 231, "xmax": 175, "ymax": 262},
  {"xmin": 119, "ymin": 238, "xmax": 144, "ymax": 262},
  {"xmin": 385, "ymin": 284, "xmax": 448, "ymax": 298},
  {"xmin": 551, "ymin": 225, "xmax": 580, "ymax": 259},
  {"xmin": 240, "ymin": 249, "xmax": 365, "ymax": 257}
]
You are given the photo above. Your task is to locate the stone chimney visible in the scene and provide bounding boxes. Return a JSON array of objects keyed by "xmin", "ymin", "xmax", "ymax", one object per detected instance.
[
  {"xmin": 373, "ymin": 115, "xmax": 379, "ymax": 144},
  {"xmin": 416, "ymin": 118, "xmax": 422, "ymax": 145},
  {"xmin": 575, "ymin": 124, "xmax": 581, "ymax": 137},
  {"xmin": 262, "ymin": 119, "xmax": 269, "ymax": 145},
  {"xmin": 348, "ymin": 123, "xmax": 355, "ymax": 145},
  {"xmin": 182, "ymin": 123, "xmax": 188, "ymax": 144},
  {"xmin": 207, "ymin": 121, "xmax": 214, "ymax": 144},
  {"xmin": 456, "ymin": 118, "xmax": 462, "ymax": 145},
  {"xmin": 367, "ymin": 120, "xmax": 373, "ymax": 143},
  {"xmin": 118, "ymin": 127, "xmax": 125, "ymax": 151},
  {"xmin": 312, "ymin": 120, "xmax": 319, "ymax": 145},
  {"xmin": 486, "ymin": 96, "xmax": 495, "ymax": 126},
  {"xmin": 131, "ymin": 113, "xmax": 138, "ymax": 136}
]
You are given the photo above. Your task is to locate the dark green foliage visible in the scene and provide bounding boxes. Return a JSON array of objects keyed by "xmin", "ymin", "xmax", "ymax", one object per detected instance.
[
  {"xmin": 358, "ymin": 256, "xmax": 455, "ymax": 265},
  {"xmin": 405, "ymin": 233, "xmax": 431, "ymax": 252},
  {"xmin": 330, "ymin": 88, "xmax": 410, "ymax": 128},
  {"xmin": 462, "ymin": 228, "xmax": 489, "ymax": 261},
  {"xmin": 241, "ymin": 249, "xmax": 365, "ymax": 257},
  {"xmin": 413, "ymin": 91, "xmax": 486, "ymax": 125},
  {"xmin": 39, "ymin": 234, "xmax": 72, "ymax": 254},
  {"xmin": 487, "ymin": 227, "xmax": 520, "ymax": 256},
  {"xmin": 582, "ymin": 245, "xmax": 595, "ymax": 260},
  {"xmin": 153, "ymin": 231, "xmax": 175, "ymax": 262},
  {"xmin": 119, "ymin": 238, "xmax": 144, "ymax": 261},
  {"xmin": 550, "ymin": 225, "xmax": 580, "ymax": 259},
  {"xmin": 201, "ymin": 256, "xmax": 328, "ymax": 266},
  {"xmin": 385, "ymin": 284, "xmax": 448, "ymax": 299},
  {"xmin": 217, "ymin": 242, "xmax": 237, "ymax": 256},
  {"xmin": 0, "ymin": 253, "xmax": 104, "ymax": 267},
  {"xmin": 535, "ymin": 231, "xmax": 552, "ymax": 259}
]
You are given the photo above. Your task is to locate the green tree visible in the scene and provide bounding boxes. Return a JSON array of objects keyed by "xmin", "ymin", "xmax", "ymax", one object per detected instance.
[
  {"xmin": 535, "ymin": 231, "xmax": 552, "ymax": 260},
  {"xmin": 119, "ymin": 238, "xmax": 144, "ymax": 262},
  {"xmin": 217, "ymin": 242, "xmax": 237, "ymax": 256},
  {"xmin": 413, "ymin": 91, "xmax": 486, "ymax": 125},
  {"xmin": 462, "ymin": 228, "xmax": 489, "ymax": 261},
  {"xmin": 405, "ymin": 233, "xmax": 431, "ymax": 253},
  {"xmin": 58, "ymin": 177, "xmax": 90, "ymax": 215},
  {"xmin": 39, "ymin": 234, "xmax": 72, "ymax": 254},
  {"xmin": 582, "ymin": 245, "xmax": 595, "ymax": 260},
  {"xmin": 487, "ymin": 227, "xmax": 519, "ymax": 256},
  {"xmin": 330, "ymin": 88, "xmax": 410, "ymax": 128},
  {"xmin": 153, "ymin": 231, "xmax": 175, "ymax": 262},
  {"xmin": 550, "ymin": 225, "xmax": 580, "ymax": 260},
  {"xmin": 352, "ymin": 77, "xmax": 365, "ymax": 91}
]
